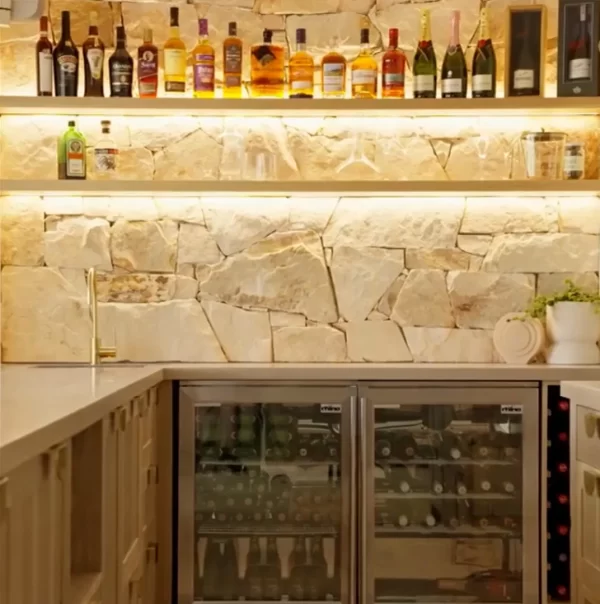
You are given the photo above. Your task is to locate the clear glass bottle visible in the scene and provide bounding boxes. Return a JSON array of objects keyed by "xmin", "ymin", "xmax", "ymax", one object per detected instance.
[
  {"xmin": 223, "ymin": 22, "xmax": 243, "ymax": 98},
  {"xmin": 192, "ymin": 18, "xmax": 215, "ymax": 98},
  {"xmin": 94, "ymin": 120, "xmax": 118, "ymax": 180},
  {"xmin": 351, "ymin": 28, "xmax": 378, "ymax": 98},
  {"xmin": 289, "ymin": 28, "xmax": 314, "ymax": 98},
  {"xmin": 164, "ymin": 6, "xmax": 187, "ymax": 94}
]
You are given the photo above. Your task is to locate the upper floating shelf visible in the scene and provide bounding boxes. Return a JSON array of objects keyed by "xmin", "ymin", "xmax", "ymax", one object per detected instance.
[
  {"xmin": 1, "ymin": 180, "xmax": 598, "ymax": 197},
  {"xmin": 1, "ymin": 96, "xmax": 600, "ymax": 117}
]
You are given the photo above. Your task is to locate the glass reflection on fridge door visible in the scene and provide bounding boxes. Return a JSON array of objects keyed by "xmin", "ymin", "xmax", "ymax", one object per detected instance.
[
  {"xmin": 192, "ymin": 401, "xmax": 345, "ymax": 603},
  {"xmin": 366, "ymin": 395, "xmax": 538, "ymax": 604}
]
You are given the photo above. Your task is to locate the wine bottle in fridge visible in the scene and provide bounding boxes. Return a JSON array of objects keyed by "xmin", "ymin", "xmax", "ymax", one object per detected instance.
[
  {"xmin": 288, "ymin": 537, "xmax": 307, "ymax": 601},
  {"xmin": 203, "ymin": 539, "xmax": 223, "ymax": 600},
  {"xmin": 264, "ymin": 537, "xmax": 282, "ymax": 601},
  {"xmin": 221, "ymin": 540, "xmax": 239, "ymax": 600},
  {"xmin": 245, "ymin": 537, "xmax": 263, "ymax": 600}
]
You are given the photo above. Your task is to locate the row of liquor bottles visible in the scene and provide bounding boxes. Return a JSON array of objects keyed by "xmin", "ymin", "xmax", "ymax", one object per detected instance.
[
  {"xmin": 40, "ymin": 5, "xmax": 553, "ymax": 99},
  {"xmin": 200, "ymin": 536, "xmax": 335, "ymax": 601}
]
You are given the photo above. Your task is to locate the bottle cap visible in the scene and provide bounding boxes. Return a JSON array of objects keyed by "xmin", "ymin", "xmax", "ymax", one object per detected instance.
[
  {"xmin": 170, "ymin": 6, "xmax": 179, "ymax": 25},
  {"xmin": 229, "ymin": 21, "xmax": 237, "ymax": 36},
  {"xmin": 68, "ymin": 120, "xmax": 76, "ymax": 127},
  {"xmin": 199, "ymin": 18, "xmax": 208, "ymax": 36},
  {"xmin": 116, "ymin": 25, "xmax": 126, "ymax": 41},
  {"xmin": 263, "ymin": 28, "xmax": 273, "ymax": 43},
  {"xmin": 296, "ymin": 28, "xmax": 306, "ymax": 44},
  {"xmin": 360, "ymin": 28, "xmax": 369, "ymax": 44},
  {"xmin": 40, "ymin": 15, "xmax": 48, "ymax": 30},
  {"xmin": 101, "ymin": 119, "xmax": 111, "ymax": 127}
]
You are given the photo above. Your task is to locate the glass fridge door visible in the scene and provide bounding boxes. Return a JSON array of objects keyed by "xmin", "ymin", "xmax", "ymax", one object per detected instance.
[
  {"xmin": 179, "ymin": 384, "xmax": 356, "ymax": 604},
  {"xmin": 359, "ymin": 385, "xmax": 540, "ymax": 604}
]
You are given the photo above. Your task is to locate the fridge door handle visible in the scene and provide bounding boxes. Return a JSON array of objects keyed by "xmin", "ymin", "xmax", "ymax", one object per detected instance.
[
  {"xmin": 349, "ymin": 394, "xmax": 358, "ymax": 604},
  {"xmin": 358, "ymin": 395, "xmax": 371, "ymax": 604}
]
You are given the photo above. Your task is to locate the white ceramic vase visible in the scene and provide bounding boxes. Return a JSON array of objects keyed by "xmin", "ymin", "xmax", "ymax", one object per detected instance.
[{"xmin": 546, "ymin": 302, "xmax": 600, "ymax": 365}]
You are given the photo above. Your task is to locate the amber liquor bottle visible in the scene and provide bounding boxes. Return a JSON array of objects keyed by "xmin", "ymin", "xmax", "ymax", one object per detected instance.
[
  {"xmin": 351, "ymin": 27, "xmax": 378, "ymax": 98},
  {"xmin": 289, "ymin": 28, "xmax": 314, "ymax": 98},
  {"xmin": 137, "ymin": 29, "xmax": 158, "ymax": 98},
  {"xmin": 82, "ymin": 11, "xmax": 105, "ymax": 97},
  {"xmin": 53, "ymin": 11, "xmax": 79, "ymax": 97},
  {"xmin": 382, "ymin": 28, "xmax": 406, "ymax": 98},
  {"xmin": 109, "ymin": 26, "xmax": 133, "ymax": 97},
  {"xmin": 250, "ymin": 29, "xmax": 285, "ymax": 98},
  {"xmin": 36, "ymin": 16, "xmax": 53, "ymax": 96},
  {"xmin": 321, "ymin": 37, "xmax": 346, "ymax": 98},
  {"xmin": 223, "ymin": 22, "xmax": 243, "ymax": 98}
]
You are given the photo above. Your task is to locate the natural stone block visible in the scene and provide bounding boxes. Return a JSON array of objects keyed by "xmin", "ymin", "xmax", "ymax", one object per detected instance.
[
  {"xmin": 203, "ymin": 300, "xmax": 272, "ymax": 362},
  {"xmin": 405, "ymin": 248, "xmax": 471, "ymax": 270},
  {"xmin": 330, "ymin": 246, "xmax": 404, "ymax": 322},
  {"xmin": 155, "ymin": 197, "xmax": 204, "ymax": 224},
  {"xmin": 44, "ymin": 217, "xmax": 112, "ymax": 271},
  {"xmin": 288, "ymin": 198, "xmax": 339, "ymax": 233},
  {"xmin": 457, "ymin": 234, "xmax": 492, "ymax": 257},
  {"xmin": 391, "ymin": 269, "xmax": 454, "ymax": 328},
  {"xmin": 199, "ymin": 231, "xmax": 338, "ymax": 322},
  {"xmin": 462, "ymin": 198, "xmax": 558, "ymax": 234},
  {"xmin": 376, "ymin": 273, "xmax": 407, "ymax": 316},
  {"xmin": 324, "ymin": 198, "xmax": 464, "ymax": 249},
  {"xmin": 537, "ymin": 273, "xmax": 599, "ymax": 297},
  {"xmin": 447, "ymin": 272, "xmax": 535, "ymax": 329},
  {"xmin": 50, "ymin": 0, "xmax": 116, "ymax": 45},
  {"xmin": 96, "ymin": 273, "xmax": 197, "ymax": 303},
  {"xmin": 482, "ymin": 234, "xmax": 599, "ymax": 273},
  {"xmin": 273, "ymin": 325, "xmax": 346, "ymax": 362},
  {"xmin": 0, "ymin": 42, "xmax": 37, "ymax": 95},
  {"xmin": 98, "ymin": 300, "xmax": 225, "ymax": 362},
  {"xmin": 270, "ymin": 311, "xmax": 306, "ymax": 329},
  {"xmin": 1, "ymin": 197, "xmax": 44, "ymax": 266},
  {"xmin": 346, "ymin": 321, "xmax": 412, "ymax": 362},
  {"xmin": 558, "ymin": 198, "xmax": 600, "ymax": 235},
  {"xmin": 257, "ymin": 0, "xmax": 339, "ymax": 14},
  {"xmin": 43, "ymin": 196, "xmax": 84, "ymax": 215},
  {"xmin": 178, "ymin": 223, "xmax": 223, "ymax": 267},
  {"xmin": 1, "ymin": 267, "xmax": 89, "ymax": 362},
  {"xmin": 403, "ymin": 327, "xmax": 495, "ymax": 364},
  {"xmin": 127, "ymin": 117, "xmax": 202, "ymax": 151},
  {"xmin": 111, "ymin": 220, "xmax": 178, "ymax": 273}
]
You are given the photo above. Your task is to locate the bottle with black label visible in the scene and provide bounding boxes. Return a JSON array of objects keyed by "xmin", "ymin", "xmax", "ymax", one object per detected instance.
[
  {"xmin": 264, "ymin": 537, "xmax": 282, "ymax": 601},
  {"xmin": 109, "ymin": 26, "xmax": 133, "ymax": 97},
  {"xmin": 245, "ymin": 537, "xmax": 263, "ymax": 600},
  {"xmin": 288, "ymin": 537, "xmax": 307, "ymax": 600},
  {"xmin": 221, "ymin": 540, "xmax": 239, "ymax": 600},
  {"xmin": 53, "ymin": 11, "xmax": 79, "ymax": 97},
  {"xmin": 203, "ymin": 539, "xmax": 223, "ymax": 600}
]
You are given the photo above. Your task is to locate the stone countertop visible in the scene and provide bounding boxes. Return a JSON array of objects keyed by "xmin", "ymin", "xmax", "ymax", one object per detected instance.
[
  {"xmin": 561, "ymin": 381, "xmax": 600, "ymax": 412},
  {"xmin": 3, "ymin": 362, "xmax": 600, "ymax": 475}
]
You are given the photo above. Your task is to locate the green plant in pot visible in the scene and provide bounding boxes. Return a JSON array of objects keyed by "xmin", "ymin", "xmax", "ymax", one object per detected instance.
[{"xmin": 524, "ymin": 280, "xmax": 600, "ymax": 365}]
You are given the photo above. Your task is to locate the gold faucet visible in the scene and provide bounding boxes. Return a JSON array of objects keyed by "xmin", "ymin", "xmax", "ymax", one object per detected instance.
[{"xmin": 87, "ymin": 268, "xmax": 117, "ymax": 365}]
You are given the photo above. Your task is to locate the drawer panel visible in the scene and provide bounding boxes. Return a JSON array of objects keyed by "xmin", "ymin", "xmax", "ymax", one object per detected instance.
[
  {"xmin": 580, "ymin": 561, "xmax": 600, "ymax": 604},
  {"xmin": 577, "ymin": 405, "xmax": 600, "ymax": 467}
]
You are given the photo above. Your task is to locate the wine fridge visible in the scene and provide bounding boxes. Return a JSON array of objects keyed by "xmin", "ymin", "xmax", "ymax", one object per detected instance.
[{"xmin": 178, "ymin": 382, "xmax": 540, "ymax": 604}]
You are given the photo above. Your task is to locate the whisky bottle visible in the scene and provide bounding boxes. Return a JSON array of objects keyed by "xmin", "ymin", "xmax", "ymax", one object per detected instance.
[
  {"xmin": 164, "ymin": 6, "xmax": 187, "ymax": 94},
  {"xmin": 223, "ymin": 22, "xmax": 243, "ymax": 98},
  {"xmin": 250, "ymin": 29, "xmax": 285, "ymax": 98},
  {"xmin": 192, "ymin": 18, "xmax": 215, "ymax": 99},
  {"xmin": 57, "ymin": 120, "xmax": 86, "ymax": 180},
  {"xmin": 83, "ymin": 11, "xmax": 105, "ymax": 97},
  {"xmin": 472, "ymin": 5, "xmax": 496, "ymax": 98},
  {"xmin": 109, "ymin": 26, "xmax": 133, "ymax": 97},
  {"xmin": 53, "ymin": 11, "xmax": 79, "ymax": 97},
  {"xmin": 289, "ymin": 28, "xmax": 314, "ymax": 98},
  {"xmin": 441, "ymin": 10, "xmax": 467, "ymax": 98},
  {"xmin": 138, "ymin": 28, "xmax": 158, "ymax": 98},
  {"xmin": 413, "ymin": 9, "xmax": 437, "ymax": 98},
  {"xmin": 36, "ymin": 16, "xmax": 53, "ymax": 96},
  {"xmin": 93, "ymin": 120, "xmax": 118, "ymax": 179},
  {"xmin": 382, "ymin": 28, "xmax": 406, "ymax": 98},
  {"xmin": 321, "ymin": 36, "xmax": 346, "ymax": 98},
  {"xmin": 351, "ymin": 27, "xmax": 378, "ymax": 98}
]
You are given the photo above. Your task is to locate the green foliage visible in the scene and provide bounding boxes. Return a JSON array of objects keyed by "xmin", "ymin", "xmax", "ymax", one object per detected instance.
[{"xmin": 525, "ymin": 279, "xmax": 600, "ymax": 320}]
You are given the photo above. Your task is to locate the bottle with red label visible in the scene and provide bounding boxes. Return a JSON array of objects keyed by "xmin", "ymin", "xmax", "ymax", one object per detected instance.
[
  {"xmin": 53, "ymin": 11, "xmax": 79, "ymax": 97},
  {"xmin": 137, "ymin": 28, "xmax": 158, "ymax": 98}
]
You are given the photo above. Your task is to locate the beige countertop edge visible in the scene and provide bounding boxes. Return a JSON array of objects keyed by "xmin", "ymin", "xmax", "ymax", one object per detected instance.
[
  {"xmin": 561, "ymin": 381, "xmax": 600, "ymax": 412},
  {"xmin": 3, "ymin": 362, "xmax": 600, "ymax": 475}
]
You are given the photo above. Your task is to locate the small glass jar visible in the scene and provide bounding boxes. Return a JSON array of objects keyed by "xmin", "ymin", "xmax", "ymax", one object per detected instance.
[
  {"xmin": 563, "ymin": 142, "xmax": 585, "ymax": 180},
  {"xmin": 520, "ymin": 132, "xmax": 567, "ymax": 180}
]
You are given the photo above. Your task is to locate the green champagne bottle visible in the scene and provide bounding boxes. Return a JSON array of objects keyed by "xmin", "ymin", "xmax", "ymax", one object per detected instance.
[
  {"xmin": 472, "ymin": 6, "xmax": 496, "ymax": 98},
  {"xmin": 413, "ymin": 9, "xmax": 436, "ymax": 98},
  {"xmin": 57, "ymin": 120, "xmax": 86, "ymax": 180},
  {"xmin": 441, "ymin": 10, "xmax": 467, "ymax": 98}
]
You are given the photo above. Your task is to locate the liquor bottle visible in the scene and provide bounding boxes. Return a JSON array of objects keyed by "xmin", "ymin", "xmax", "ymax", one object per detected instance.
[
  {"xmin": 221, "ymin": 540, "xmax": 239, "ymax": 600},
  {"xmin": 306, "ymin": 537, "xmax": 328, "ymax": 601},
  {"xmin": 164, "ymin": 6, "xmax": 187, "ymax": 94},
  {"xmin": 375, "ymin": 436, "xmax": 392, "ymax": 460},
  {"xmin": 223, "ymin": 22, "xmax": 243, "ymax": 98},
  {"xmin": 382, "ymin": 28, "xmax": 406, "ymax": 98},
  {"xmin": 351, "ymin": 27, "xmax": 378, "ymax": 98},
  {"xmin": 393, "ymin": 432, "xmax": 418, "ymax": 460},
  {"xmin": 192, "ymin": 18, "xmax": 215, "ymax": 99},
  {"xmin": 289, "ymin": 28, "xmax": 314, "ymax": 98},
  {"xmin": 250, "ymin": 29, "xmax": 285, "ymax": 98},
  {"xmin": 109, "ymin": 26, "xmax": 133, "ymax": 97},
  {"xmin": 441, "ymin": 10, "xmax": 467, "ymax": 98},
  {"xmin": 138, "ymin": 29, "xmax": 158, "ymax": 99},
  {"xmin": 511, "ymin": 17, "xmax": 539, "ymax": 96},
  {"xmin": 94, "ymin": 120, "xmax": 118, "ymax": 179},
  {"xmin": 471, "ymin": 5, "xmax": 496, "ymax": 98},
  {"xmin": 245, "ymin": 537, "xmax": 263, "ymax": 600},
  {"xmin": 264, "ymin": 537, "xmax": 282, "ymax": 601},
  {"xmin": 57, "ymin": 121, "xmax": 86, "ymax": 180},
  {"xmin": 203, "ymin": 539, "xmax": 223, "ymax": 600},
  {"xmin": 569, "ymin": 4, "xmax": 591, "ymax": 81},
  {"xmin": 321, "ymin": 36, "xmax": 346, "ymax": 98},
  {"xmin": 53, "ymin": 11, "xmax": 79, "ymax": 97},
  {"xmin": 82, "ymin": 11, "xmax": 105, "ymax": 97},
  {"xmin": 413, "ymin": 9, "xmax": 436, "ymax": 98},
  {"xmin": 288, "ymin": 537, "xmax": 307, "ymax": 600},
  {"xmin": 36, "ymin": 16, "xmax": 53, "ymax": 97}
]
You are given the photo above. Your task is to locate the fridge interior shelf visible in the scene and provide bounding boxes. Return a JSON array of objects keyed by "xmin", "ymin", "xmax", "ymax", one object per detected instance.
[
  {"xmin": 375, "ymin": 526, "xmax": 519, "ymax": 538},
  {"xmin": 376, "ymin": 492, "xmax": 517, "ymax": 500},
  {"xmin": 379, "ymin": 459, "xmax": 518, "ymax": 467},
  {"xmin": 196, "ymin": 527, "xmax": 338, "ymax": 537}
]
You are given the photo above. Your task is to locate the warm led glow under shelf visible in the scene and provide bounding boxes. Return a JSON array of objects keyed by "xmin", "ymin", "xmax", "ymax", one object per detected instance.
[
  {"xmin": 1, "ymin": 96, "xmax": 600, "ymax": 117},
  {"xmin": 1, "ymin": 180, "xmax": 599, "ymax": 197}
]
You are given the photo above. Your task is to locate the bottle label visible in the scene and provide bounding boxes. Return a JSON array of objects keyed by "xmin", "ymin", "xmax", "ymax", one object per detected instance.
[
  {"xmin": 383, "ymin": 72, "xmax": 405, "ymax": 87},
  {"xmin": 564, "ymin": 154, "xmax": 584, "ymax": 174},
  {"xmin": 291, "ymin": 79, "xmax": 312, "ymax": 90},
  {"xmin": 57, "ymin": 55, "xmax": 78, "ymax": 94},
  {"xmin": 66, "ymin": 138, "xmax": 85, "ymax": 177},
  {"xmin": 164, "ymin": 48, "xmax": 187, "ymax": 91},
  {"xmin": 86, "ymin": 48, "xmax": 103, "ymax": 80},
  {"xmin": 472, "ymin": 73, "xmax": 492, "ymax": 92},
  {"xmin": 138, "ymin": 49, "xmax": 158, "ymax": 96},
  {"xmin": 442, "ymin": 77, "xmax": 462, "ymax": 93},
  {"xmin": 111, "ymin": 63, "xmax": 132, "ymax": 94},
  {"xmin": 352, "ymin": 68, "xmax": 376, "ymax": 85},
  {"xmin": 323, "ymin": 63, "xmax": 345, "ymax": 93},
  {"xmin": 94, "ymin": 147, "xmax": 118, "ymax": 174},
  {"xmin": 414, "ymin": 73, "xmax": 435, "ymax": 92},
  {"xmin": 569, "ymin": 57, "xmax": 591, "ymax": 80},
  {"xmin": 38, "ymin": 51, "xmax": 53, "ymax": 93},
  {"xmin": 193, "ymin": 56, "xmax": 215, "ymax": 92},
  {"xmin": 513, "ymin": 69, "xmax": 534, "ymax": 90},
  {"xmin": 225, "ymin": 45, "xmax": 242, "ymax": 75}
]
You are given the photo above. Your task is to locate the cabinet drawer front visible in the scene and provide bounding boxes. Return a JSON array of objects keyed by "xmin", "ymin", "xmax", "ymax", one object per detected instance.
[
  {"xmin": 577, "ymin": 405, "xmax": 600, "ymax": 467},
  {"xmin": 577, "ymin": 463, "xmax": 600, "ymax": 578}
]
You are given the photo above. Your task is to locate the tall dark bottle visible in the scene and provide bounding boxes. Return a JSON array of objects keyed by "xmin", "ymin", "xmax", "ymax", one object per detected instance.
[
  {"xmin": 36, "ymin": 16, "xmax": 53, "ymax": 96},
  {"xmin": 306, "ymin": 536, "xmax": 328, "ymax": 601},
  {"xmin": 53, "ymin": 11, "xmax": 79, "ymax": 97},
  {"xmin": 568, "ymin": 4, "xmax": 591, "ymax": 81},
  {"xmin": 441, "ymin": 10, "xmax": 467, "ymax": 98},
  {"xmin": 245, "ymin": 537, "xmax": 263, "ymax": 600},
  {"xmin": 264, "ymin": 537, "xmax": 282, "ymax": 601},
  {"xmin": 82, "ymin": 11, "xmax": 105, "ymax": 97},
  {"xmin": 471, "ymin": 5, "xmax": 496, "ymax": 98},
  {"xmin": 221, "ymin": 540, "xmax": 239, "ymax": 600},
  {"xmin": 288, "ymin": 537, "xmax": 307, "ymax": 600},
  {"xmin": 203, "ymin": 539, "xmax": 223, "ymax": 600},
  {"xmin": 109, "ymin": 26, "xmax": 133, "ymax": 97},
  {"xmin": 511, "ymin": 16, "xmax": 539, "ymax": 96}
]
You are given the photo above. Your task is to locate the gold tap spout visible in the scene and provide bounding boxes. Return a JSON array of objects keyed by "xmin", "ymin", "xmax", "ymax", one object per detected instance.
[{"xmin": 87, "ymin": 268, "xmax": 117, "ymax": 365}]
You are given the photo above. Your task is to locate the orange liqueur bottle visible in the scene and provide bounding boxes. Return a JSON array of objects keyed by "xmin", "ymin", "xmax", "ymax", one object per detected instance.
[
  {"xmin": 138, "ymin": 28, "xmax": 158, "ymax": 98},
  {"xmin": 382, "ymin": 28, "xmax": 406, "ymax": 98}
]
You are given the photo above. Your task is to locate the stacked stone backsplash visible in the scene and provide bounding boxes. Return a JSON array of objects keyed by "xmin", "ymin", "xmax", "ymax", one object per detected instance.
[{"xmin": 2, "ymin": 195, "xmax": 599, "ymax": 363}]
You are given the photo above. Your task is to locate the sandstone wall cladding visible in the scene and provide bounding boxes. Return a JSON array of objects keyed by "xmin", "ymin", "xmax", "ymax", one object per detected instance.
[{"xmin": 3, "ymin": 195, "xmax": 598, "ymax": 363}]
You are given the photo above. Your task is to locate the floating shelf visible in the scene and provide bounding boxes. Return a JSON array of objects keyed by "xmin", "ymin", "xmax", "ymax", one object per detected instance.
[
  {"xmin": 1, "ymin": 96, "xmax": 600, "ymax": 117},
  {"xmin": 1, "ymin": 179, "xmax": 599, "ymax": 197}
]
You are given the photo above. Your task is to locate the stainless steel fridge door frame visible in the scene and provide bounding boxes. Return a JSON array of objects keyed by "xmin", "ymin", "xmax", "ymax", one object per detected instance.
[
  {"xmin": 358, "ymin": 384, "xmax": 540, "ymax": 604},
  {"xmin": 178, "ymin": 382, "xmax": 358, "ymax": 604}
]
